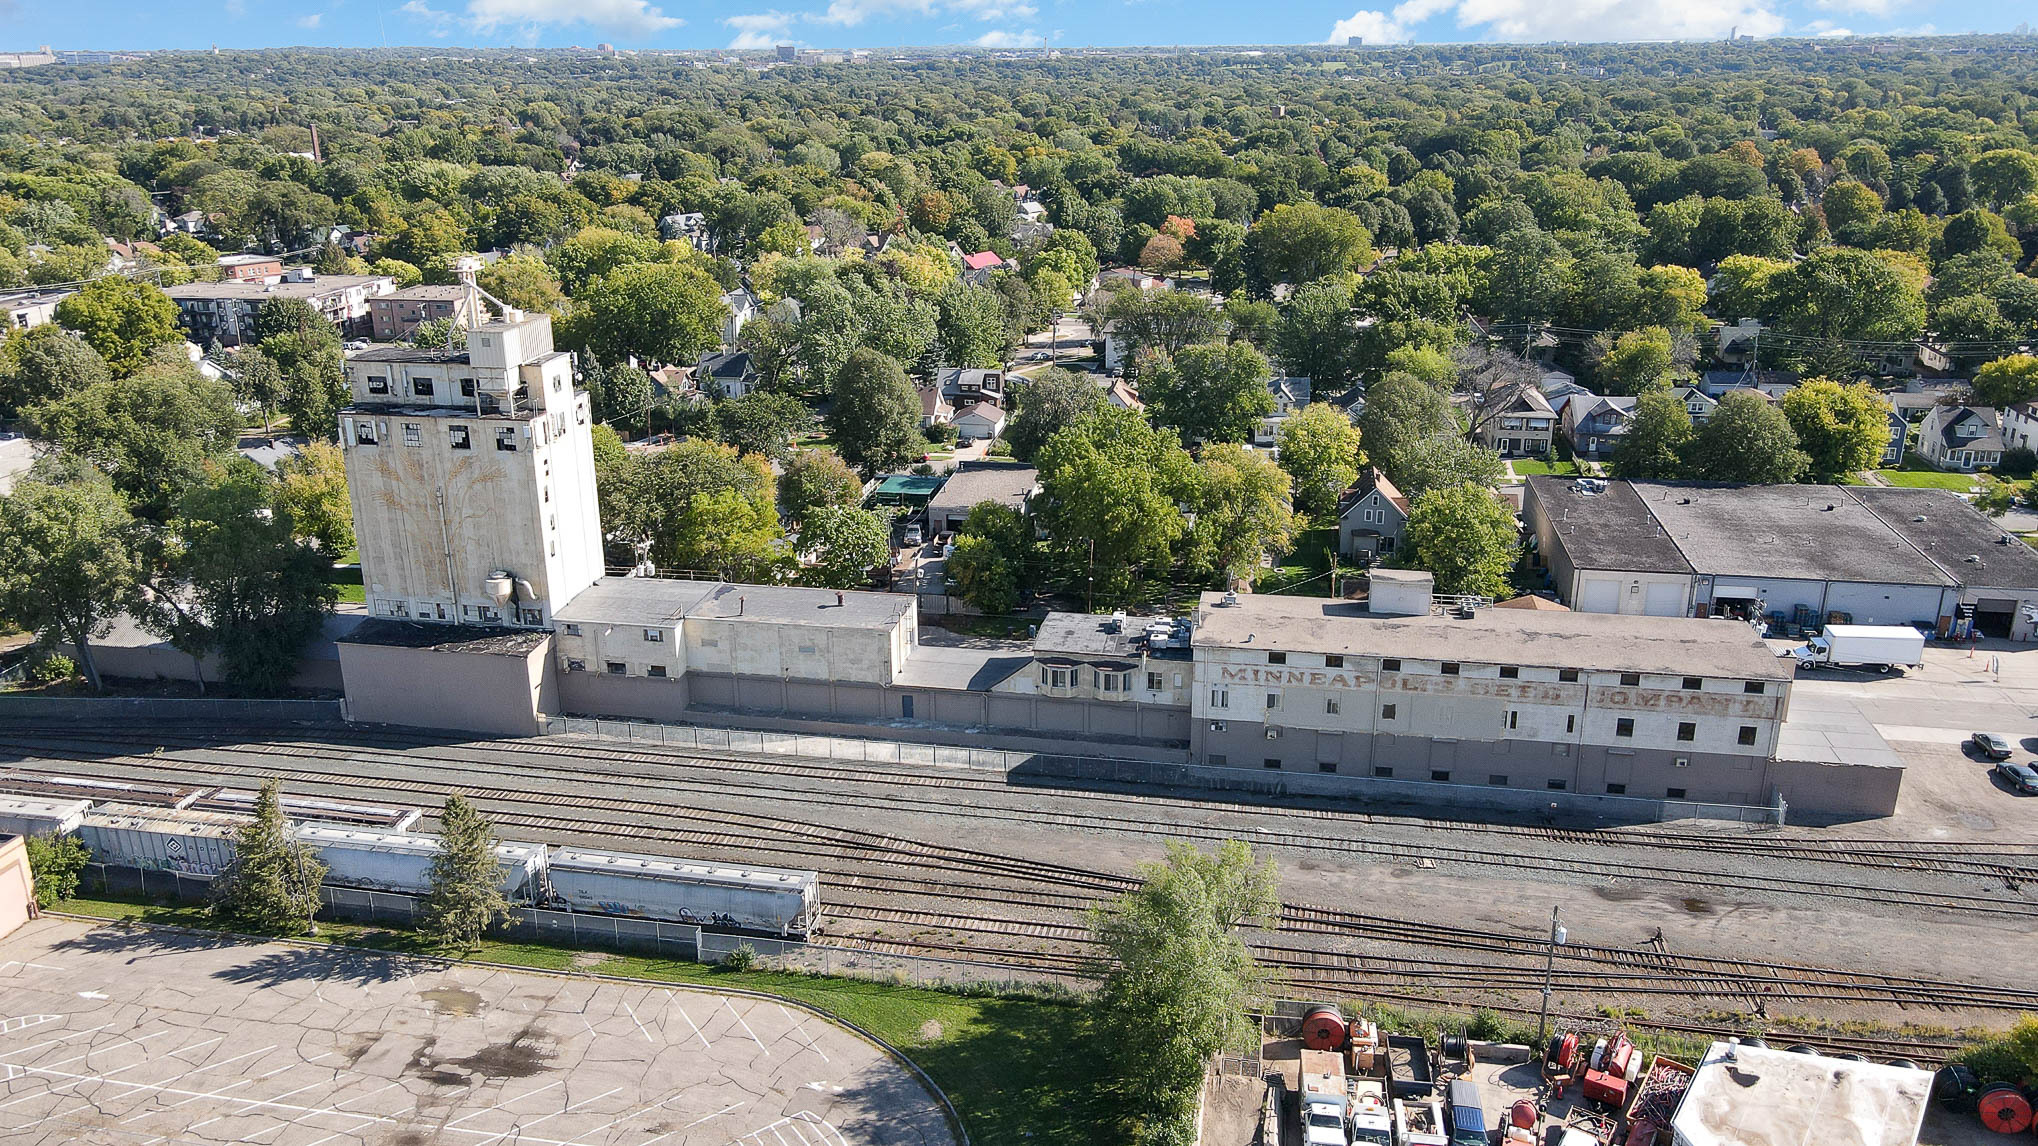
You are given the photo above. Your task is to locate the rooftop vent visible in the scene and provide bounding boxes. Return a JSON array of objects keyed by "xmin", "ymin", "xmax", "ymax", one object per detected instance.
[{"xmin": 1913, "ymin": 515, "xmax": 1928, "ymax": 522}]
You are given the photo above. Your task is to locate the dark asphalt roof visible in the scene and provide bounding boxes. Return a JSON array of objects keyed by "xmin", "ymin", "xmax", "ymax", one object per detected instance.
[
  {"xmin": 1850, "ymin": 486, "xmax": 2038, "ymax": 589},
  {"xmin": 1524, "ymin": 476, "xmax": 1692, "ymax": 576},
  {"xmin": 338, "ymin": 620, "xmax": 549, "ymax": 656},
  {"xmin": 1630, "ymin": 481, "xmax": 1955, "ymax": 586}
]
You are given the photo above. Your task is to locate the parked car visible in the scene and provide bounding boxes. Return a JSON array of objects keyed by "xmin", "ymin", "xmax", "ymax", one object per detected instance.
[
  {"xmin": 956, "ymin": 434, "xmax": 976, "ymax": 446},
  {"xmin": 1993, "ymin": 761, "xmax": 2038, "ymax": 795},
  {"xmin": 1971, "ymin": 732, "xmax": 2014, "ymax": 760},
  {"xmin": 902, "ymin": 522, "xmax": 923, "ymax": 546}
]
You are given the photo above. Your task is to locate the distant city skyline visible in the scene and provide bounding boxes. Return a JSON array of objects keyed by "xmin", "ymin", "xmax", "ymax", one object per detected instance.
[{"xmin": 0, "ymin": 2, "xmax": 2023, "ymax": 59}]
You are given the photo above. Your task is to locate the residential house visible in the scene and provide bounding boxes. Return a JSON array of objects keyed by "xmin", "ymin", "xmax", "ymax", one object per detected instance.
[
  {"xmin": 1253, "ymin": 376, "xmax": 1313, "ymax": 449},
  {"xmin": 1883, "ymin": 409, "xmax": 1909, "ymax": 466},
  {"xmin": 919, "ymin": 385, "xmax": 954, "ymax": 428},
  {"xmin": 695, "ymin": 350, "xmax": 759, "ymax": 399},
  {"xmin": 1563, "ymin": 394, "xmax": 1636, "ymax": 459},
  {"xmin": 720, "ymin": 288, "xmax": 759, "ymax": 348},
  {"xmin": 1539, "ymin": 375, "xmax": 1593, "ymax": 413},
  {"xmin": 924, "ymin": 461, "xmax": 1038, "ymax": 533},
  {"xmin": 1088, "ymin": 267, "xmax": 1173, "ymax": 306},
  {"xmin": 935, "ymin": 367, "xmax": 1007, "ymax": 408},
  {"xmin": 1699, "ymin": 369, "xmax": 1797, "ymax": 399},
  {"xmin": 1713, "ymin": 318, "xmax": 1764, "ymax": 366},
  {"xmin": 961, "ymin": 250, "xmax": 1006, "ymax": 286},
  {"xmin": 952, "ymin": 401, "xmax": 1007, "ymax": 443},
  {"xmin": 659, "ymin": 212, "xmax": 713, "ymax": 251},
  {"xmin": 1917, "ymin": 405, "xmax": 2003, "ymax": 471},
  {"xmin": 1889, "ymin": 389, "xmax": 1957, "ymax": 424},
  {"xmin": 1335, "ymin": 468, "xmax": 1409, "ymax": 562},
  {"xmin": 1670, "ymin": 385, "xmax": 1718, "ymax": 424},
  {"xmin": 1103, "ymin": 376, "xmax": 1143, "ymax": 411},
  {"xmin": 167, "ymin": 210, "xmax": 209, "ymax": 236},
  {"xmin": 217, "ymin": 254, "xmax": 284, "ymax": 282},
  {"xmin": 1467, "ymin": 384, "xmax": 1557, "ymax": 458},
  {"xmin": 1, "ymin": 287, "xmax": 72, "ymax": 331},
  {"xmin": 369, "ymin": 285, "xmax": 476, "ymax": 342},
  {"xmin": 2002, "ymin": 401, "xmax": 2038, "ymax": 453}
]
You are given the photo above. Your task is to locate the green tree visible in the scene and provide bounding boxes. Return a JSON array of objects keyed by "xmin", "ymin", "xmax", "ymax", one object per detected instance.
[
  {"xmin": 798, "ymin": 504, "xmax": 893, "ymax": 589},
  {"xmin": 1101, "ymin": 287, "xmax": 1221, "ymax": 362},
  {"xmin": 23, "ymin": 832, "xmax": 90, "ymax": 909},
  {"xmin": 1971, "ymin": 151, "xmax": 2038, "ymax": 210},
  {"xmin": 1142, "ymin": 342, "xmax": 1273, "ymax": 445},
  {"xmin": 1972, "ymin": 356, "xmax": 2038, "ymax": 409},
  {"xmin": 27, "ymin": 360, "xmax": 242, "ymax": 518},
  {"xmin": 936, "ymin": 282, "xmax": 1011, "ymax": 369},
  {"xmin": 1245, "ymin": 202, "xmax": 1374, "ymax": 284},
  {"xmin": 420, "ymin": 795, "xmax": 512, "ymax": 951},
  {"xmin": 1006, "ymin": 368, "xmax": 1106, "ymax": 463},
  {"xmin": 478, "ymin": 254, "xmax": 565, "ymax": 313},
  {"xmin": 210, "ymin": 777, "xmax": 325, "ymax": 937},
  {"xmin": 1686, "ymin": 390, "xmax": 1809, "ymax": 484},
  {"xmin": 1277, "ymin": 403, "xmax": 1361, "ymax": 517},
  {"xmin": 1594, "ymin": 327, "xmax": 1681, "ymax": 396},
  {"xmin": 1390, "ymin": 434, "xmax": 1504, "ymax": 499},
  {"xmin": 0, "ymin": 324, "xmax": 110, "ymax": 415},
  {"xmin": 827, "ymin": 349, "xmax": 923, "ymax": 477},
  {"xmin": 408, "ymin": 316, "xmax": 465, "ymax": 351},
  {"xmin": 578, "ymin": 261, "xmax": 727, "ymax": 367},
  {"xmin": 1609, "ymin": 391, "xmax": 1695, "ymax": 480},
  {"xmin": 229, "ymin": 344, "xmax": 285, "ymax": 431},
  {"xmin": 1187, "ymin": 444, "xmax": 1295, "ymax": 584},
  {"xmin": 2002, "ymin": 1014, "xmax": 2038, "ymax": 1080},
  {"xmin": 0, "ymin": 467, "xmax": 140, "ymax": 691},
  {"xmin": 947, "ymin": 501, "xmax": 1032, "ymax": 614},
  {"xmin": 635, "ymin": 442, "xmax": 789, "ymax": 580},
  {"xmin": 54, "ymin": 277, "xmax": 181, "ymax": 376},
  {"xmin": 1356, "ymin": 371, "xmax": 1457, "ymax": 482},
  {"xmin": 1780, "ymin": 379, "xmax": 1893, "ymax": 483},
  {"xmin": 1036, "ymin": 406, "xmax": 1198, "ymax": 607},
  {"xmin": 1088, "ymin": 841, "xmax": 1278, "ymax": 1146},
  {"xmin": 1769, "ymin": 248, "xmax": 1927, "ymax": 370},
  {"xmin": 1396, "ymin": 483, "xmax": 1518, "ymax": 599},
  {"xmin": 776, "ymin": 449, "xmax": 864, "ymax": 528},
  {"xmin": 273, "ymin": 440, "xmax": 354, "ymax": 557},
  {"xmin": 1271, "ymin": 279, "xmax": 1361, "ymax": 390},
  {"xmin": 716, "ymin": 390, "xmax": 811, "ymax": 462}
]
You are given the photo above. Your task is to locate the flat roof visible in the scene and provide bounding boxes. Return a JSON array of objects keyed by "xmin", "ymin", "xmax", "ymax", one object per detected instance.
[
  {"xmin": 1031, "ymin": 611, "xmax": 1190, "ymax": 660},
  {"xmin": 554, "ymin": 577, "xmax": 912, "ymax": 631},
  {"xmin": 925, "ymin": 462, "xmax": 1037, "ymax": 516},
  {"xmin": 1192, "ymin": 592, "xmax": 1792, "ymax": 680},
  {"xmin": 164, "ymin": 275, "xmax": 387, "ymax": 301},
  {"xmin": 383, "ymin": 284, "xmax": 469, "ymax": 299},
  {"xmin": 1525, "ymin": 476, "xmax": 1693, "ymax": 576},
  {"xmin": 337, "ymin": 619, "xmax": 549, "ymax": 656},
  {"xmin": 1633, "ymin": 481, "xmax": 1954, "ymax": 586},
  {"xmin": 346, "ymin": 345, "xmax": 472, "ymax": 365},
  {"xmin": 873, "ymin": 473, "xmax": 946, "ymax": 497},
  {"xmin": 1672, "ymin": 1041, "xmax": 1930, "ymax": 1146},
  {"xmin": 1773, "ymin": 690, "xmax": 1905, "ymax": 770},
  {"xmin": 1851, "ymin": 485, "xmax": 2038, "ymax": 589}
]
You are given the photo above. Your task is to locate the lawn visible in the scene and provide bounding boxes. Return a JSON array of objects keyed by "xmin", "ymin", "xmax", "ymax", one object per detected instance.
[
  {"xmin": 1874, "ymin": 468, "xmax": 1985, "ymax": 490},
  {"xmin": 1257, "ymin": 525, "xmax": 1338, "ymax": 597},
  {"xmin": 53, "ymin": 895, "xmax": 1113, "ymax": 1146},
  {"xmin": 1510, "ymin": 458, "xmax": 1584, "ymax": 477},
  {"xmin": 330, "ymin": 582, "xmax": 366, "ymax": 604}
]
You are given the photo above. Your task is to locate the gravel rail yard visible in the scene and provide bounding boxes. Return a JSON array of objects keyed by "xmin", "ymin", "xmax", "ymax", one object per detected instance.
[{"xmin": 1, "ymin": 719, "xmax": 2032, "ymax": 1057}]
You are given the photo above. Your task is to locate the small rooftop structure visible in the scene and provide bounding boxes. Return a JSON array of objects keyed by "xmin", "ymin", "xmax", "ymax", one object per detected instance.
[
  {"xmin": 869, "ymin": 472, "xmax": 946, "ymax": 507},
  {"xmin": 1033, "ymin": 611, "xmax": 1193, "ymax": 661},
  {"xmin": 553, "ymin": 578, "xmax": 913, "ymax": 631},
  {"xmin": 1671, "ymin": 1040, "xmax": 1931, "ymax": 1146}
]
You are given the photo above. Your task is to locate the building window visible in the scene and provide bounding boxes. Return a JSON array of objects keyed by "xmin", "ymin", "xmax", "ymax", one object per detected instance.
[
  {"xmin": 518, "ymin": 609, "xmax": 543, "ymax": 626},
  {"xmin": 1148, "ymin": 671, "xmax": 1165, "ymax": 691},
  {"xmin": 1325, "ymin": 655, "xmax": 1344, "ymax": 668},
  {"xmin": 402, "ymin": 423, "xmax": 422, "ymax": 447},
  {"xmin": 413, "ymin": 378, "xmax": 434, "ymax": 397},
  {"xmin": 1682, "ymin": 676, "xmax": 1703, "ymax": 691},
  {"xmin": 1667, "ymin": 787, "xmax": 1687, "ymax": 799},
  {"xmin": 1738, "ymin": 725, "xmax": 1758, "ymax": 746},
  {"xmin": 1488, "ymin": 774, "xmax": 1509, "ymax": 787},
  {"xmin": 1209, "ymin": 721, "xmax": 1227, "ymax": 733},
  {"xmin": 1506, "ymin": 710, "xmax": 1519, "ymax": 730},
  {"xmin": 1374, "ymin": 766, "xmax": 1393, "ymax": 778},
  {"xmin": 1102, "ymin": 672, "xmax": 1121, "ymax": 693},
  {"xmin": 449, "ymin": 425, "xmax": 471, "ymax": 449},
  {"xmin": 1381, "ymin": 658, "xmax": 1402, "ymax": 672},
  {"xmin": 565, "ymin": 658, "xmax": 585, "ymax": 672},
  {"xmin": 1381, "ymin": 703, "xmax": 1397, "ymax": 720},
  {"xmin": 1744, "ymin": 681, "xmax": 1765, "ymax": 695},
  {"xmin": 367, "ymin": 376, "xmax": 389, "ymax": 395},
  {"xmin": 1441, "ymin": 662, "xmax": 1460, "ymax": 675},
  {"xmin": 1268, "ymin": 651, "xmax": 1286, "ymax": 665},
  {"xmin": 1677, "ymin": 721, "xmax": 1697, "ymax": 742},
  {"xmin": 563, "ymin": 624, "xmax": 581, "ymax": 636},
  {"xmin": 1499, "ymin": 666, "xmax": 1519, "ymax": 679},
  {"xmin": 1263, "ymin": 759, "xmax": 1282, "ymax": 770},
  {"xmin": 1265, "ymin": 692, "xmax": 1281, "ymax": 710},
  {"xmin": 1265, "ymin": 727, "xmax": 1282, "ymax": 740},
  {"xmin": 605, "ymin": 662, "xmax": 626, "ymax": 675},
  {"xmin": 497, "ymin": 429, "xmax": 517, "ymax": 451},
  {"xmin": 1430, "ymin": 770, "xmax": 1451, "ymax": 782},
  {"xmin": 1607, "ymin": 783, "xmax": 1627, "ymax": 795},
  {"xmin": 1620, "ymin": 673, "xmax": 1641, "ymax": 686},
  {"xmin": 1560, "ymin": 669, "xmax": 1579, "ymax": 683},
  {"xmin": 700, "ymin": 638, "xmax": 719, "ymax": 648},
  {"xmin": 1565, "ymin": 714, "xmax": 1576, "ymax": 733},
  {"xmin": 648, "ymin": 665, "xmax": 667, "ymax": 678},
  {"xmin": 1547, "ymin": 779, "xmax": 1567, "ymax": 791},
  {"xmin": 1210, "ymin": 687, "xmax": 1229, "ymax": 709},
  {"xmin": 643, "ymin": 628, "xmax": 663, "ymax": 643},
  {"xmin": 1209, "ymin": 754, "xmax": 1227, "ymax": 766},
  {"xmin": 460, "ymin": 379, "xmax": 476, "ymax": 397},
  {"xmin": 1616, "ymin": 718, "xmax": 1635, "ymax": 738},
  {"xmin": 1325, "ymin": 698, "xmax": 1341, "ymax": 715},
  {"xmin": 1319, "ymin": 761, "xmax": 1337, "ymax": 774},
  {"xmin": 354, "ymin": 422, "xmax": 378, "ymax": 446},
  {"xmin": 1050, "ymin": 668, "xmax": 1071, "ymax": 688}
]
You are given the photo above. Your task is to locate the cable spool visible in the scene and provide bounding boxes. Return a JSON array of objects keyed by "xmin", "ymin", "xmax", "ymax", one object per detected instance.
[
  {"xmin": 1933, "ymin": 1064, "xmax": 1979, "ymax": 1110},
  {"xmin": 1884, "ymin": 1059, "xmax": 1920, "ymax": 1071},
  {"xmin": 1440, "ymin": 1033, "xmax": 1468, "ymax": 1060},
  {"xmin": 1509, "ymin": 1099, "xmax": 1538, "ymax": 1129},
  {"xmin": 1785, "ymin": 1044, "xmax": 1819, "ymax": 1056},
  {"xmin": 1547, "ymin": 1032, "xmax": 1579, "ymax": 1071},
  {"xmin": 1301, "ymin": 1004, "xmax": 1347, "ymax": 1051},
  {"xmin": 1978, "ymin": 1082, "xmax": 2034, "ymax": 1133}
]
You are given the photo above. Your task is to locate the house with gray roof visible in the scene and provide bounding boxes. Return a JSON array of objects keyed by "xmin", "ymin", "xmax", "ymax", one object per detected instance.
[{"xmin": 1916, "ymin": 405, "xmax": 2003, "ymax": 471}]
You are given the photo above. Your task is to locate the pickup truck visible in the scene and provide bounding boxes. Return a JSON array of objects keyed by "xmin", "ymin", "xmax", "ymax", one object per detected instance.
[{"xmin": 1299, "ymin": 1049, "xmax": 1349, "ymax": 1146}]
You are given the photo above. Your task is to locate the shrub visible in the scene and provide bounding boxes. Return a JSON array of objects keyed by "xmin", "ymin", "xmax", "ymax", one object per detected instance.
[
  {"xmin": 924, "ymin": 422, "xmax": 957, "ymax": 445},
  {"xmin": 720, "ymin": 943, "xmax": 759, "ymax": 971},
  {"xmin": 2000, "ymin": 447, "xmax": 2037, "ymax": 479},
  {"xmin": 28, "ymin": 654, "xmax": 76, "ymax": 684},
  {"xmin": 24, "ymin": 832, "xmax": 90, "ymax": 908}
]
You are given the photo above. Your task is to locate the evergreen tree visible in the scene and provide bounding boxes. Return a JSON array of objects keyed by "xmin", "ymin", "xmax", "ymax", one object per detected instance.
[
  {"xmin": 421, "ymin": 795, "xmax": 512, "ymax": 951},
  {"xmin": 211, "ymin": 778, "xmax": 325, "ymax": 936}
]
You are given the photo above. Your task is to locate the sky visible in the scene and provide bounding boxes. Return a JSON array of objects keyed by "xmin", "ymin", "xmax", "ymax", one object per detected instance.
[{"xmin": 0, "ymin": 0, "xmax": 2019, "ymax": 56}]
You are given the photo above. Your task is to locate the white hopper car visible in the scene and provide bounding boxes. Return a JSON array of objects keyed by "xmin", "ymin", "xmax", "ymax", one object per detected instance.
[
  {"xmin": 545, "ymin": 847, "xmax": 819, "ymax": 937},
  {"xmin": 0, "ymin": 796, "xmax": 91, "ymax": 839},
  {"xmin": 79, "ymin": 803, "xmax": 244, "ymax": 876},
  {"xmin": 294, "ymin": 822, "xmax": 546, "ymax": 901}
]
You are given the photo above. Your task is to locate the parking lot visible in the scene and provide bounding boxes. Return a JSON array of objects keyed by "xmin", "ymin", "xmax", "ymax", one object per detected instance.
[{"xmin": 0, "ymin": 917, "xmax": 955, "ymax": 1146}]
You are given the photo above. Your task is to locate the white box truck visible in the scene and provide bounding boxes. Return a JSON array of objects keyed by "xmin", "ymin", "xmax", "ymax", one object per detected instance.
[{"xmin": 1786, "ymin": 624, "xmax": 1926, "ymax": 672}]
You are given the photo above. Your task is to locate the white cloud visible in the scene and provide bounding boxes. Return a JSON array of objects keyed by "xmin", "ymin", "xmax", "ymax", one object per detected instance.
[
  {"xmin": 1329, "ymin": 0, "xmax": 1783, "ymax": 43},
  {"xmin": 1810, "ymin": 0, "xmax": 1901, "ymax": 14},
  {"xmin": 401, "ymin": 0, "xmax": 458, "ymax": 34},
  {"xmin": 975, "ymin": 27, "xmax": 1044, "ymax": 46},
  {"xmin": 298, "ymin": 12, "xmax": 323, "ymax": 27},
  {"xmin": 725, "ymin": 10, "xmax": 795, "ymax": 47},
  {"xmin": 815, "ymin": 0, "xmax": 938, "ymax": 26},
  {"xmin": 951, "ymin": 0, "xmax": 1037, "ymax": 19},
  {"xmin": 1886, "ymin": 21, "xmax": 1936, "ymax": 34},
  {"xmin": 464, "ymin": 0, "xmax": 682, "ymax": 37}
]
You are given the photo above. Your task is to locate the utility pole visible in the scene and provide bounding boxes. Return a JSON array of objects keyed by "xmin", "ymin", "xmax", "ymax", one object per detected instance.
[
  {"xmin": 1086, "ymin": 537, "xmax": 1096, "ymax": 614},
  {"xmin": 1535, "ymin": 904, "xmax": 1565, "ymax": 1058}
]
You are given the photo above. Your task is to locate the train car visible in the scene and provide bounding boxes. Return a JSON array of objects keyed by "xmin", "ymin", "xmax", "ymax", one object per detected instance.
[
  {"xmin": 79, "ymin": 804, "xmax": 245, "ymax": 877},
  {"xmin": 293, "ymin": 822, "xmax": 546, "ymax": 901},
  {"xmin": 0, "ymin": 771, "xmax": 203, "ymax": 809},
  {"xmin": 0, "ymin": 796, "xmax": 91, "ymax": 839},
  {"xmin": 199, "ymin": 790, "xmax": 422, "ymax": 831},
  {"xmin": 544, "ymin": 847, "xmax": 818, "ymax": 937}
]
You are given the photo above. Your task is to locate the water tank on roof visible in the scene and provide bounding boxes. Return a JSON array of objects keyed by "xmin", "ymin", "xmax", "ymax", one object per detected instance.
[{"xmin": 484, "ymin": 570, "xmax": 515, "ymax": 603}]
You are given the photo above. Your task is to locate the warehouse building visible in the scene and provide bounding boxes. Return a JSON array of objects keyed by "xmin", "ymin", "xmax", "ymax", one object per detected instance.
[{"xmin": 1524, "ymin": 477, "xmax": 2038, "ymax": 639}]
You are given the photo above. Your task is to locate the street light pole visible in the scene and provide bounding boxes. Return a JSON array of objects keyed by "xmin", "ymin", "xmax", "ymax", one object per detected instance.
[{"xmin": 1535, "ymin": 905, "xmax": 1565, "ymax": 1058}]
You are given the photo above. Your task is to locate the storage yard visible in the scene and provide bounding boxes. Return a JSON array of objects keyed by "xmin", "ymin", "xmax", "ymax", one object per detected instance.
[
  {"xmin": 0, "ymin": 916, "xmax": 955, "ymax": 1146},
  {"xmin": 0, "ymin": 705, "xmax": 2033, "ymax": 1071}
]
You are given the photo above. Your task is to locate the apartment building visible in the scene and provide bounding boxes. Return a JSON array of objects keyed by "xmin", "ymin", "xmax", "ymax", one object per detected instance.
[
  {"xmin": 164, "ymin": 273, "xmax": 393, "ymax": 345},
  {"xmin": 369, "ymin": 284, "xmax": 477, "ymax": 341}
]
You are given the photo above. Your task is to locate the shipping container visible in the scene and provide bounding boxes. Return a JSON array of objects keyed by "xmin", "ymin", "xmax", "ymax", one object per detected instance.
[
  {"xmin": 293, "ymin": 822, "xmax": 545, "ymax": 899},
  {"xmin": 80, "ymin": 804, "xmax": 245, "ymax": 876},
  {"xmin": 0, "ymin": 796, "xmax": 91, "ymax": 839},
  {"xmin": 545, "ymin": 847, "xmax": 818, "ymax": 936}
]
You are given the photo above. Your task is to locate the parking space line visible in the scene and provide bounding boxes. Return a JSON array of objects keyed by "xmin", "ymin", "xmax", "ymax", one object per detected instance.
[
  {"xmin": 664, "ymin": 994, "xmax": 711, "ymax": 1050},
  {"xmin": 39, "ymin": 1036, "xmax": 227, "ymax": 1118},
  {"xmin": 112, "ymin": 1044, "xmax": 278, "ymax": 1123},
  {"xmin": 443, "ymin": 1078, "xmax": 565, "ymax": 1128},
  {"xmin": 620, "ymin": 999, "xmax": 657, "ymax": 1045},
  {"xmin": 463, "ymin": 1084, "xmax": 622, "ymax": 1146},
  {"xmin": 720, "ymin": 999, "xmax": 769, "ymax": 1055},
  {"xmin": 774, "ymin": 1005, "xmax": 829, "ymax": 1064},
  {"xmin": 0, "ymin": 1030, "xmax": 177, "ymax": 1108},
  {"xmin": 0, "ymin": 1022, "xmax": 112, "ymax": 1062},
  {"xmin": 233, "ymin": 1078, "xmax": 407, "ymax": 1144}
]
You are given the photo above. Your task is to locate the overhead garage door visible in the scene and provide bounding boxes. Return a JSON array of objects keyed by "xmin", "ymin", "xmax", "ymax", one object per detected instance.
[
  {"xmin": 1578, "ymin": 578, "xmax": 1620, "ymax": 613},
  {"xmin": 1975, "ymin": 597, "xmax": 2018, "ymax": 638},
  {"xmin": 1643, "ymin": 582, "xmax": 1686, "ymax": 617}
]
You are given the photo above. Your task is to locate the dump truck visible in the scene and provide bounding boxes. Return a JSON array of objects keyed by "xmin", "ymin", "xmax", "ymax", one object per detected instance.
[
  {"xmin": 1785, "ymin": 624, "xmax": 1925, "ymax": 672},
  {"xmin": 1299, "ymin": 1048, "xmax": 1351, "ymax": 1146},
  {"xmin": 1387, "ymin": 1033, "xmax": 1436, "ymax": 1099}
]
